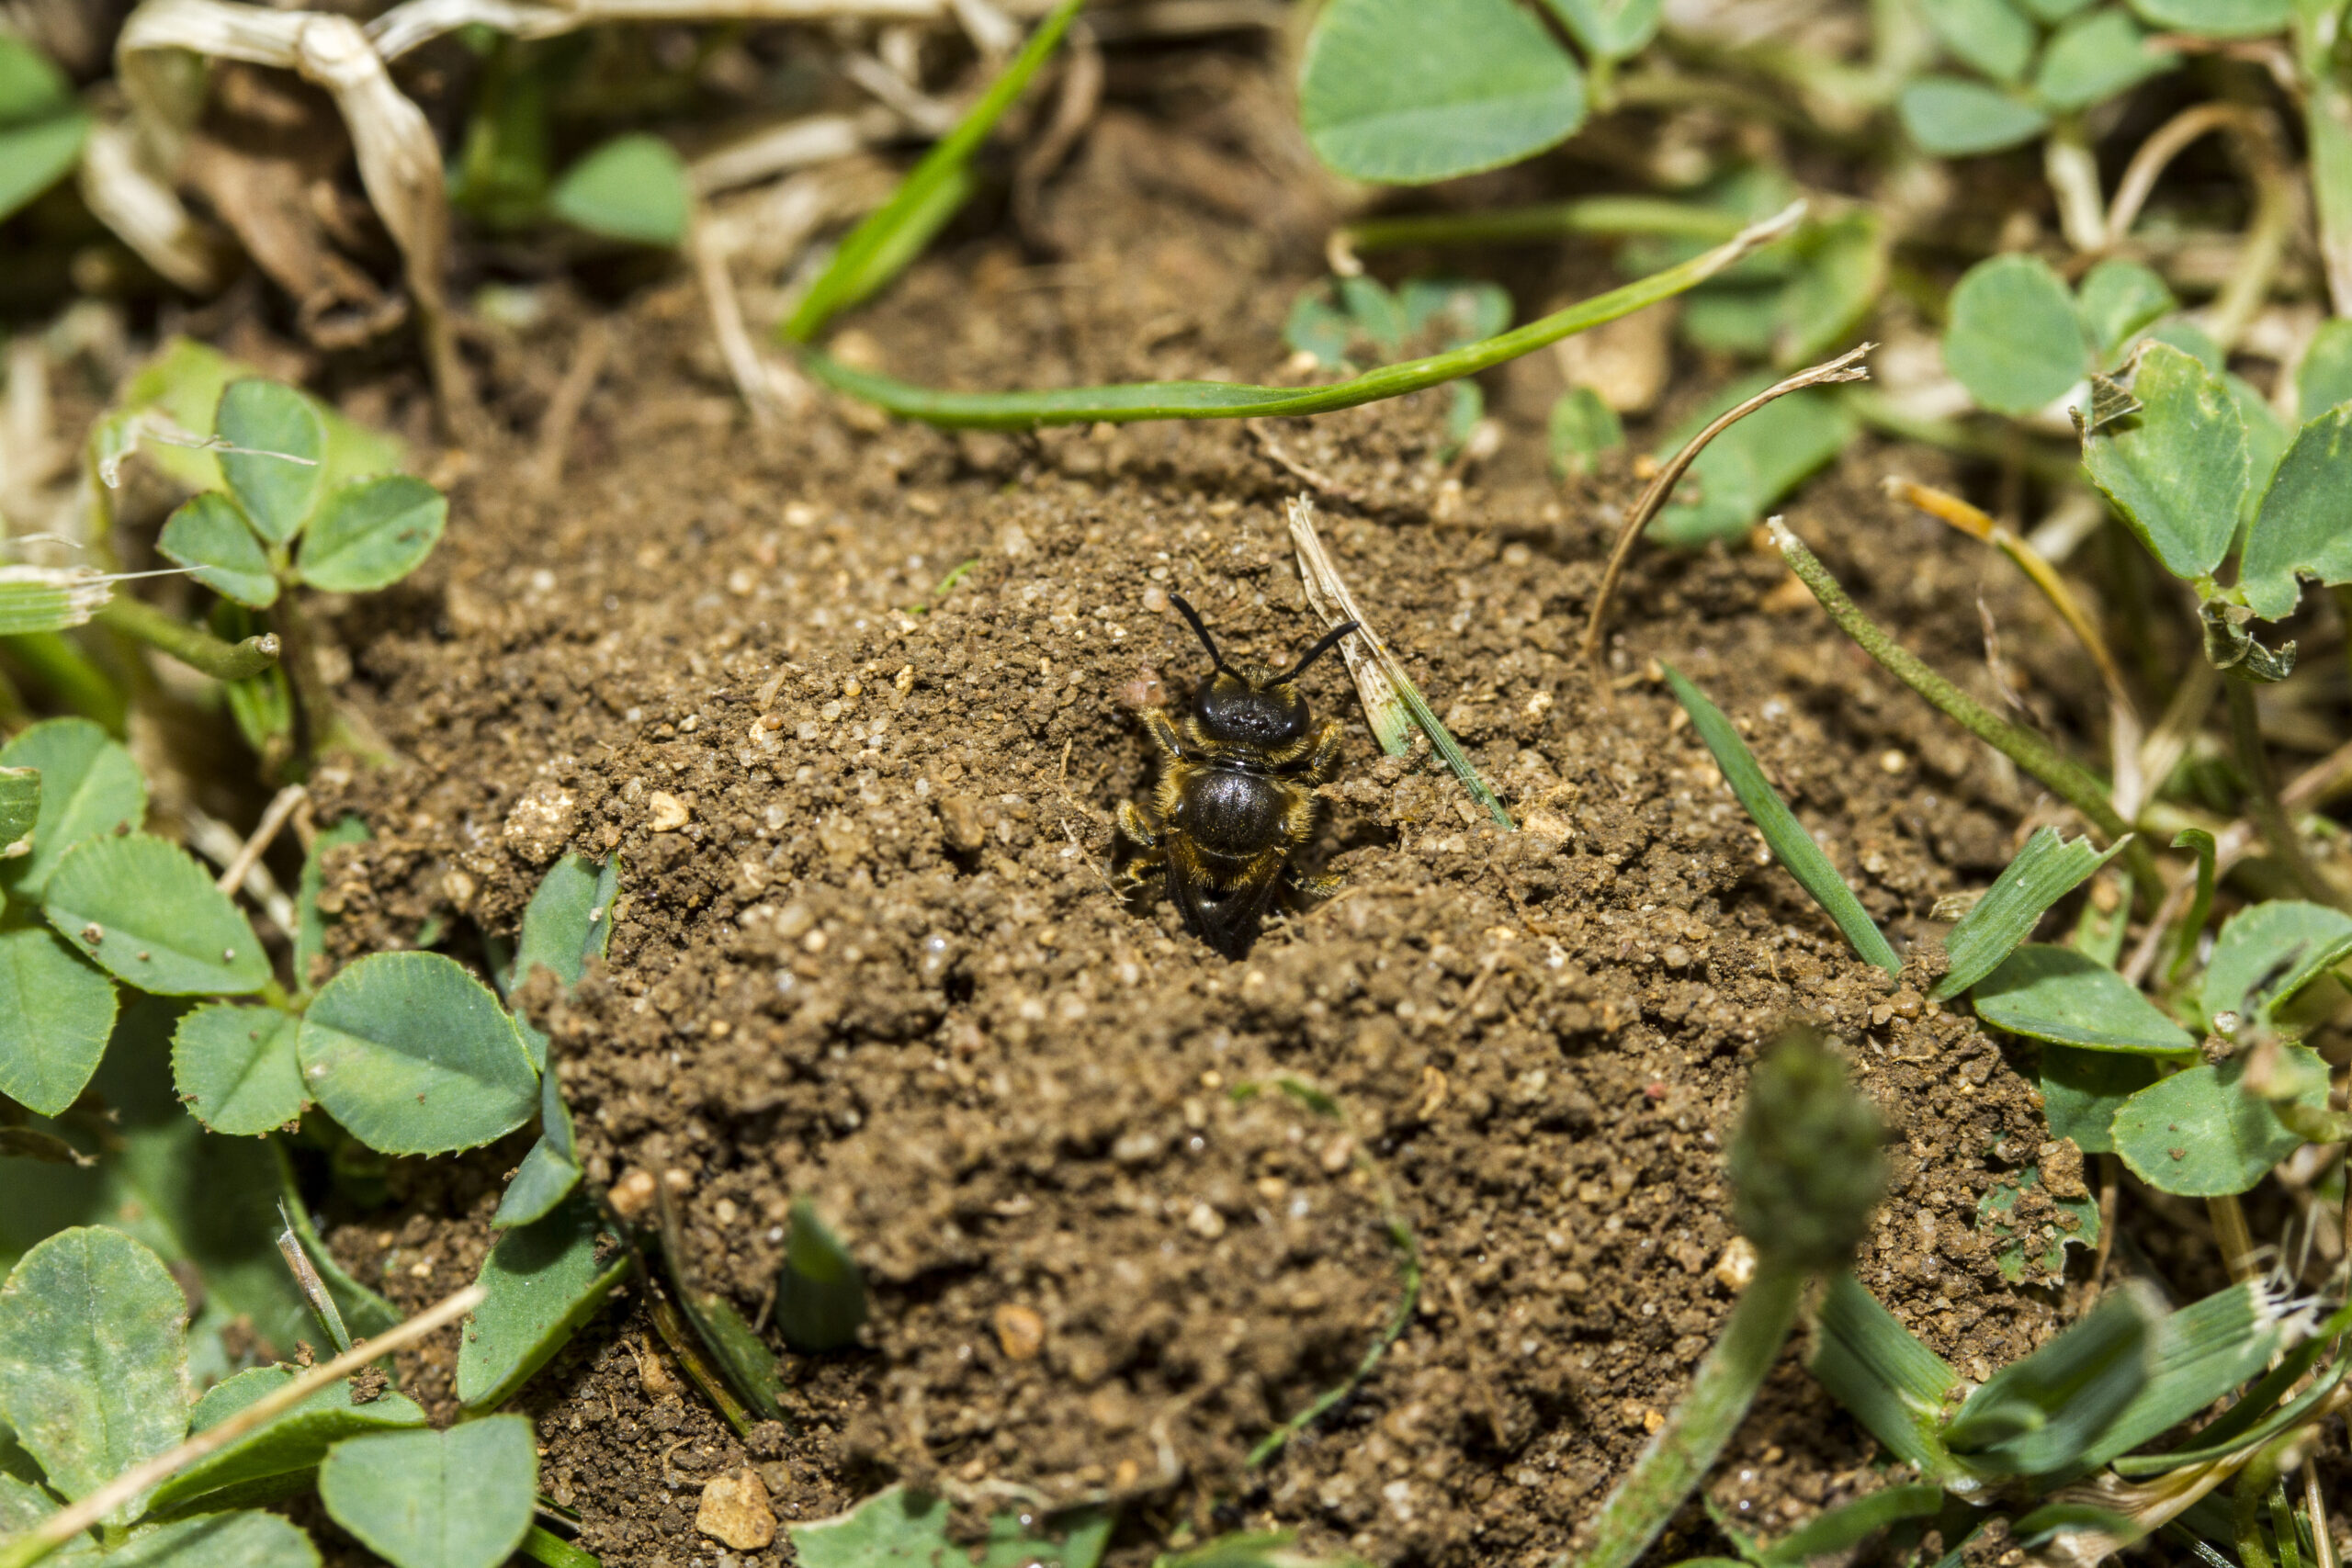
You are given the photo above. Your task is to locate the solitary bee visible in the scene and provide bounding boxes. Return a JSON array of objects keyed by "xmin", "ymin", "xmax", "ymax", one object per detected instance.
[{"xmin": 1115, "ymin": 594, "xmax": 1357, "ymax": 958}]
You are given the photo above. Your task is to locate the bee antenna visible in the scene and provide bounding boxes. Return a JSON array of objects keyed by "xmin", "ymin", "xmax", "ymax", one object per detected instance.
[
  {"xmin": 1287, "ymin": 620, "xmax": 1358, "ymax": 679},
  {"xmin": 1168, "ymin": 593, "xmax": 1232, "ymax": 674}
]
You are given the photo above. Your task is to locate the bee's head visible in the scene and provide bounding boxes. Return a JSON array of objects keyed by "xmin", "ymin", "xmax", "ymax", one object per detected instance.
[{"xmin": 1170, "ymin": 594, "xmax": 1355, "ymax": 751}]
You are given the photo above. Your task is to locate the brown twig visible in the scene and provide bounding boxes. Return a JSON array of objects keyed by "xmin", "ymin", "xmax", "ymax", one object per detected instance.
[
  {"xmin": 690, "ymin": 214, "xmax": 802, "ymax": 427},
  {"xmin": 1579, "ymin": 344, "xmax": 1872, "ymax": 680},
  {"xmin": 2106, "ymin": 103, "xmax": 2264, "ymax": 246},
  {"xmin": 529, "ymin": 319, "xmax": 610, "ymax": 491},
  {"xmin": 215, "ymin": 784, "xmax": 306, "ymax": 897},
  {"xmin": 1250, "ymin": 422, "xmax": 1371, "ymax": 508}
]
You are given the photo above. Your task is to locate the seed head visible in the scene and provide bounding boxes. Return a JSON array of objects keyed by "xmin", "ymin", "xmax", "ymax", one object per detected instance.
[{"xmin": 1730, "ymin": 1032, "xmax": 1886, "ymax": 1272}]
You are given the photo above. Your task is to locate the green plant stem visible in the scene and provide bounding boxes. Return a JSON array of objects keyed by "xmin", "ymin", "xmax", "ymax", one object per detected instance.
[
  {"xmin": 2043, "ymin": 118, "xmax": 2107, "ymax": 253},
  {"xmin": 1337, "ymin": 197, "xmax": 1746, "ymax": 257},
  {"xmin": 645, "ymin": 1290, "xmax": 755, "ymax": 1441},
  {"xmin": 95, "ymin": 597, "xmax": 279, "ymax": 682},
  {"xmin": 783, "ymin": 0, "xmax": 1082, "ymax": 340},
  {"xmin": 1770, "ymin": 522, "xmax": 2154, "ymax": 896},
  {"xmin": 518, "ymin": 1525, "xmax": 602, "ymax": 1568},
  {"xmin": 798, "ymin": 204, "xmax": 1803, "ymax": 429},
  {"xmin": 0, "ymin": 632, "xmax": 126, "ymax": 733},
  {"xmin": 2208, "ymin": 1192, "xmax": 2261, "ymax": 1283},
  {"xmin": 1563, "ymin": 1259, "xmax": 1806, "ymax": 1568},
  {"xmin": 2224, "ymin": 681, "xmax": 2343, "ymax": 910},
  {"xmin": 2234, "ymin": 1439, "xmax": 2290, "ymax": 1568},
  {"xmin": 267, "ymin": 594, "xmax": 336, "ymax": 768},
  {"xmin": 2206, "ymin": 130, "xmax": 2293, "ymax": 354},
  {"xmin": 2297, "ymin": 0, "xmax": 2352, "ymax": 315}
]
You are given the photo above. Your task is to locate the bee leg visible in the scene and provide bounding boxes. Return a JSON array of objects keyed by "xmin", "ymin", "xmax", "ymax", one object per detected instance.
[
  {"xmin": 1113, "ymin": 802, "xmax": 1166, "ymax": 902},
  {"xmin": 1115, "ymin": 799, "xmax": 1160, "ymax": 851},
  {"xmin": 1296, "ymin": 718, "xmax": 1346, "ymax": 786},
  {"xmin": 1289, "ymin": 868, "xmax": 1345, "ymax": 902},
  {"xmin": 1141, "ymin": 707, "xmax": 1185, "ymax": 762}
]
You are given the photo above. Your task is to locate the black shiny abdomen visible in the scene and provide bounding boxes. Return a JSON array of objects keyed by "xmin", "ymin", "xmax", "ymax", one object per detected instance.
[{"xmin": 1174, "ymin": 764, "xmax": 1287, "ymax": 864}]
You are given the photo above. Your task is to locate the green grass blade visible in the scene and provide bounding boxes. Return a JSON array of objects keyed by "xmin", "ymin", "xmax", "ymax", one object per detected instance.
[
  {"xmin": 783, "ymin": 0, "xmax": 1081, "ymax": 342},
  {"xmin": 1339, "ymin": 196, "xmax": 1748, "ymax": 254},
  {"xmin": 1758, "ymin": 1483, "xmax": 1946, "ymax": 1564},
  {"xmin": 1768, "ymin": 520, "xmax": 2137, "ymax": 856},
  {"xmin": 1805, "ymin": 1273, "xmax": 1962, "ymax": 1482},
  {"xmin": 1664, "ymin": 665, "xmax": 1900, "ymax": 975},
  {"xmin": 2109, "ymin": 1299, "xmax": 2352, "ymax": 1476},
  {"xmin": 1943, "ymin": 1283, "xmax": 2161, "ymax": 1476},
  {"xmin": 2168, "ymin": 828, "xmax": 2217, "ymax": 985},
  {"xmin": 1934, "ymin": 827, "xmax": 2128, "ymax": 1000},
  {"xmin": 2071, "ymin": 1280, "xmax": 2303, "ymax": 1476},
  {"xmin": 797, "ymin": 205, "xmax": 1803, "ymax": 429},
  {"xmin": 1569, "ymin": 1262, "xmax": 1807, "ymax": 1568},
  {"xmin": 1289, "ymin": 497, "xmax": 1512, "ymax": 827}
]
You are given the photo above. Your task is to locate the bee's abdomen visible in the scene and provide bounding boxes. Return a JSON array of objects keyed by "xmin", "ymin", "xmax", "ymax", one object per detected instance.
[{"xmin": 1175, "ymin": 765, "xmax": 1290, "ymax": 864}]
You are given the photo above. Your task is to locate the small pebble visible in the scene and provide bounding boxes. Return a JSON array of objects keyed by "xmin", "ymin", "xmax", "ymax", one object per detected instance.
[
  {"xmin": 1713, "ymin": 1237, "xmax": 1758, "ymax": 1292},
  {"xmin": 608, "ymin": 1168, "xmax": 657, "ymax": 1221},
  {"xmin": 992, "ymin": 1303, "xmax": 1046, "ymax": 1361},
  {"xmin": 696, "ymin": 1469, "xmax": 776, "ymax": 1551},
  {"xmin": 647, "ymin": 792, "xmax": 690, "ymax": 831}
]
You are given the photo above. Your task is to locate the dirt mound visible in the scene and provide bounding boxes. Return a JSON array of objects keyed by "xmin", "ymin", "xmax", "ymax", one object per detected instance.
[{"xmin": 311, "ymin": 77, "xmax": 2088, "ymax": 1566}]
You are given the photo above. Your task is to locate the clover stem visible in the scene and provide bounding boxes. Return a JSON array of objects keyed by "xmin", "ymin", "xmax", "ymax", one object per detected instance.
[
  {"xmin": 1563, "ymin": 1259, "xmax": 1806, "ymax": 1568},
  {"xmin": 268, "ymin": 592, "xmax": 338, "ymax": 772},
  {"xmin": 2225, "ymin": 680, "xmax": 2344, "ymax": 910},
  {"xmin": 2209, "ymin": 1193, "xmax": 2260, "ymax": 1285},
  {"xmin": 95, "ymin": 596, "xmax": 279, "ymax": 683},
  {"xmin": 2044, "ymin": 118, "xmax": 2108, "ymax": 253}
]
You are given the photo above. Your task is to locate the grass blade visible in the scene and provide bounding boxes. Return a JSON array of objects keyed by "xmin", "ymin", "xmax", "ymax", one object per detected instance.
[
  {"xmin": 797, "ymin": 205, "xmax": 1804, "ymax": 429},
  {"xmin": 1943, "ymin": 1283, "xmax": 2161, "ymax": 1477},
  {"xmin": 1767, "ymin": 518, "xmax": 2154, "ymax": 895},
  {"xmin": 782, "ymin": 0, "xmax": 1082, "ymax": 342},
  {"xmin": 1664, "ymin": 665, "xmax": 1899, "ymax": 975},
  {"xmin": 1806, "ymin": 1273, "xmax": 1962, "ymax": 1482},
  {"xmin": 1758, "ymin": 1483, "xmax": 1947, "ymax": 1564},
  {"xmin": 1288, "ymin": 497, "xmax": 1511, "ymax": 828},
  {"xmin": 2075, "ymin": 1280, "xmax": 2303, "ymax": 1476},
  {"xmin": 1934, "ymin": 827, "xmax": 2130, "ymax": 1000},
  {"xmin": 2168, "ymin": 828, "xmax": 2218, "ymax": 985}
]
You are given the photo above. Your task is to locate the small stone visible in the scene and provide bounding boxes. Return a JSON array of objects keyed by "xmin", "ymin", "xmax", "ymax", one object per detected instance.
[
  {"xmin": 992, "ymin": 1303, "xmax": 1046, "ymax": 1361},
  {"xmin": 1713, "ymin": 1237, "xmax": 1758, "ymax": 1292},
  {"xmin": 695, "ymin": 1468, "xmax": 776, "ymax": 1551},
  {"xmin": 647, "ymin": 792, "xmax": 690, "ymax": 832},
  {"xmin": 938, "ymin": 794, "xmax": 985, "ymax": 852},
  {"xmin": 1186, "ymin": 1201, "xmax": 1226, "ymax": 1240},
  {"xmin": 2037, "ymin": 1137, "xmax": 2089, "ymax": 1199},
  {"xmin": 637, "ymin": 1343, "xmax": 682, "ymax": 1399},
  {"xmin": 608, "ymin": 1168, "xmax": 657, "ymax": 1221},
  {"xmin": 503, "ymin": 781, "xmax": 577, "ymax": 863}
]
